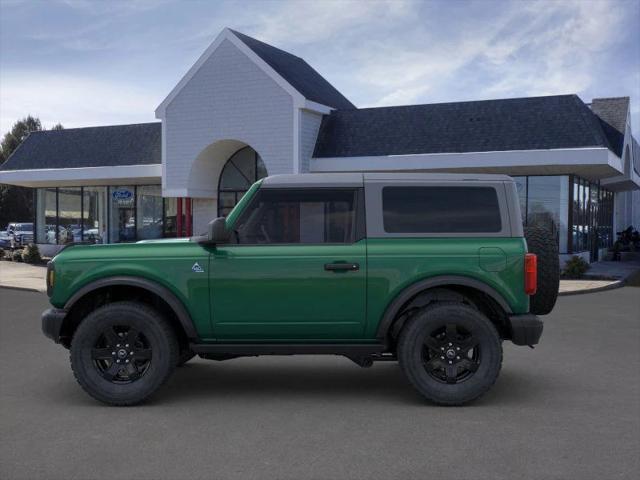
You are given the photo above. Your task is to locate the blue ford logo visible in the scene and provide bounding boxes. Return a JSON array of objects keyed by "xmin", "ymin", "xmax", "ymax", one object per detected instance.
[{"xmin": 112, "ymin": 189, "xmax": 133, "ymax": 200}]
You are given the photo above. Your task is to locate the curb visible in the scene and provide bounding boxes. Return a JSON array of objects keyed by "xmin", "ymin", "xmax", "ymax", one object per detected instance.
[
  {"xmin": 558, "ymin": 279, "xmax": 625, "ymax": 296},
  {"xmin": 0, "ymin": 284, "xmax": 44, "ymax": 293}
]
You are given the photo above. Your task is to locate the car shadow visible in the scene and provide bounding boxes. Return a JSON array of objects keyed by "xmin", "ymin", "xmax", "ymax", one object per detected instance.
[
  {"xmin": 153, "ymin": 358, "xmax": 548, "ymax": 407},
  {"xmin": 47, "ymin": 358, "xmax": 552, "ymax": 408}
]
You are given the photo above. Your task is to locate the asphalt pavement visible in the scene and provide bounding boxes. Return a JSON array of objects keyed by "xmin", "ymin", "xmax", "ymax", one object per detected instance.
[{"xmin": 1, "ymin": 287, "xmax": 639, "ymax": 480}]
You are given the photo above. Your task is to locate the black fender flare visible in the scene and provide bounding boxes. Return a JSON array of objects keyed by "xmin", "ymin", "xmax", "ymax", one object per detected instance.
[
  {"xmin": 375, "ymin": 275, "xmax": 513, "ymax": 341},
  {"xmin": 64, "ymin": 276, "xmax": 198, "ymax": 340}
]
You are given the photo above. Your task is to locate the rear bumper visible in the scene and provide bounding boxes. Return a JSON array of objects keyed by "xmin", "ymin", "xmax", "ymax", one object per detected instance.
[
  {"xmin": 41, "ymin": 308, "xmax": 67, "ymax": 344},
  {"xmin": 508, "ymin": 313, "xmax": 543, "ymax": 346}
]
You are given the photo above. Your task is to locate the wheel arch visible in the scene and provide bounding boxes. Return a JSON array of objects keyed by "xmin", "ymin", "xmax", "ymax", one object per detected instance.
[
  {"xmin": 376, "ymin": 276, "xmax": 513, "ymax": 344},
  {"xmin": 60, "ymin": 276, "xmax": 198, "ymax": 347}
]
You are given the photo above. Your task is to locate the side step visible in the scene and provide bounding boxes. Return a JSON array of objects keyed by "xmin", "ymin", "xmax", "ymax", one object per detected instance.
[{"xmin": 190, "ymin": 343, "xmax": 387, "ymax": 356}]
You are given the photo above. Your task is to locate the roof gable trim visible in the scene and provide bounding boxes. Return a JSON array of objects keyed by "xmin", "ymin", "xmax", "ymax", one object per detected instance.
[{"xmin": 155, "ymin": 28, "xmax": 332, "ymax": 117}]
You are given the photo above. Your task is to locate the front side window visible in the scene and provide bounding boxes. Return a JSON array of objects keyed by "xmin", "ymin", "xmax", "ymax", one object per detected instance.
[
  {"xmin": 382, "ymin": 186, "xmax": 502, "ymax": 233},
  {"xmin": 234, "ymin": 189, "xmax": 358, "ymax": 245}
]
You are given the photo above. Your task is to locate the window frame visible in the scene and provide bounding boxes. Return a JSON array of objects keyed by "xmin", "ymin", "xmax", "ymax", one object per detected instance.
[
  {"xmin": 364, "ymin": 181, "xmax": 512, "ymax": 238},
  {"xmin": 225, "ymin": 187, "xmax": 366, "ymax": 246}
]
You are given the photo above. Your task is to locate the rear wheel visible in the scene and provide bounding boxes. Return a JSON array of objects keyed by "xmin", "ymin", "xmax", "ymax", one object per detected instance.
[
  {"xmin": 70, "ymin": 301, "xmax": 178, "ymax": 406},
  {"xmin": 398, "ymin": 302, "xmax": 502, "ymax": 405}
]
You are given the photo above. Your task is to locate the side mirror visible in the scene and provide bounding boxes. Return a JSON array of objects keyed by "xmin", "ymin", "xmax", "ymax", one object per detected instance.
[{"xmin": 207, "ymin": 217, "xmax": 231, "ymax": 244}]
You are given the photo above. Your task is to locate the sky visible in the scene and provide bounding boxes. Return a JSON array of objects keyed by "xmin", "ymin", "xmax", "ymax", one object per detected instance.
[{"xmin": 0, "ymin": 0, "xmax": 639, "ymax": 136}]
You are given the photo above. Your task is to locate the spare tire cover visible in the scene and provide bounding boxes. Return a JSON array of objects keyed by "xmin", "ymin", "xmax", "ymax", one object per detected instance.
[{"xmin": 524, "ymin": 225, "xmax": 560, "ymax": 315}]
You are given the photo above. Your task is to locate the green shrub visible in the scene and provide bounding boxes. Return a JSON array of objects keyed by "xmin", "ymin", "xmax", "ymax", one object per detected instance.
[
  {"xmin": 0, "ymin": 249, "xmax": 5, "ymax": 260},
  {"xmin": 11, "ymin": 250, "xmax": 23, "ymax": 262},
  {"xmin": 562, "ymin": 256, "xmax": 590, "ymax": 279},
  {"xmin": 21, "ymin": 243, "xmax": 42, "ymax": 264}
]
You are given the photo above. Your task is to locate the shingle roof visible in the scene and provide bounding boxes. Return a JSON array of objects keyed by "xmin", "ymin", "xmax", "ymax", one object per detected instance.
[
  {"xmin": 230, "ymin": 29, "xmax": 355, "ymax": 110},
  {"xmin": 590, "ymin": 97, "xmax": 629, "ymax": 133},
  {"xmin": 590, "ymin": 97, "xmax": 629, "ymax": 157},
  {"xmin": 313, "ymin": 94, "xmax": 617, "ymax": 158},
  {"xmin": 0, "ymin": 122, "xmax": 161, "ymax": 171}
]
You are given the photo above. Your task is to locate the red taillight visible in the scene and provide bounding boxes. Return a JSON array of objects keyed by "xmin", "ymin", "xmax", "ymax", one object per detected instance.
[{"xmin": 524, "ymin": 253, "xmax": 537, "ymax": 295}]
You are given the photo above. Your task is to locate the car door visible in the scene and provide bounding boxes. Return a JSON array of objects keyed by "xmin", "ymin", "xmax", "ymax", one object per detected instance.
[{"xmin": 209, "ymin": 187, "xmax": 367, "ymax": 340}]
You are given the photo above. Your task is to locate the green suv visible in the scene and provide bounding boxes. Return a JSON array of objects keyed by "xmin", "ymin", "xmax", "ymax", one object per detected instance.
[{"xmin": 42, "ymin": 173, "xmax": 559, "ymax": 406}]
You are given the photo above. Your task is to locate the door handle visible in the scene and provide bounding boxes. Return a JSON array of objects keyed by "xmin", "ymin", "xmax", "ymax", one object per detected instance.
[{"xmin": 324, "ymin": 262, "xmax": 359, "ymax": 272}]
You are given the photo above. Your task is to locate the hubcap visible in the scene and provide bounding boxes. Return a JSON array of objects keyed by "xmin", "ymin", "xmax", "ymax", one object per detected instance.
[
  {"xmin": 422, "ymin": 323, "xmax": 480, "ymax": 384},
  {"xmin": 91, "ymin": 325, "xmax": 152, "ymax": 384}
]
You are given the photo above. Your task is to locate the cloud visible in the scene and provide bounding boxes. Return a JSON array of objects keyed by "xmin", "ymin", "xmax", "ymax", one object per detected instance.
[
  {"xmin": 345, "ymin": 0, "xmax": 628, "ymax": 107},
  {"xmin": 0, "ymin": 72, "xmax": 158, "ymax": 133},
  {"xmin": 248, "ymin": 0, "xmax": 412, "ymax": 45}
]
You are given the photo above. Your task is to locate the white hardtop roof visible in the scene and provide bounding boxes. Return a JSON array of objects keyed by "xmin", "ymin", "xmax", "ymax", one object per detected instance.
[{"xmin": 261, "ymin": 172, "xmax": 514, "ymax": 188}]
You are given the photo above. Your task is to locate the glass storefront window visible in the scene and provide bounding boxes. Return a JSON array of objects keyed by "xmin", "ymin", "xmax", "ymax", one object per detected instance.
[
  {"xmin": 109, "ymin": 186, "xmax": 136, "ymax": 243},
  {"xmin": 571, "ymin": 176, "xmax": 614, "ymax": 254},
  {"xmin": 34, "ymin": 185, "xmax": 170, "ymax": 245},
  {"xmin": 83, "ymin": 187, "xmax": 107, "ymax": 244},
  {"xmin": 57, "ymin": 188, "xmax": 82, "ymax": 245},
  {"xmin": 163, "ymin": 197, "xmax": 177, "ymax": 238},
  {"xmin": 527, "ymin": 176, "xmax": 569, "ymax": 254},
  {"xmin": 36, "ymin": 188, "xmax": 57, "ymax": 244},
  {"xmin": 136, "ymin": 186, "xmax": 163, "ymax": 240}
]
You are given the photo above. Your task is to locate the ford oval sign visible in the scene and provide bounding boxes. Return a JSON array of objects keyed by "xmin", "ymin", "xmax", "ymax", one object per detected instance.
[{"xmin": 112, "ymin": 189, "xmax": 133, "ymax": 200}]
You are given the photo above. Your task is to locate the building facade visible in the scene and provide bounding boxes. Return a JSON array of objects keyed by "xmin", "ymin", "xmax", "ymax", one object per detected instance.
[{"xmin": 1, "ymin": 28, "xmax": 638, "ymax": 261}]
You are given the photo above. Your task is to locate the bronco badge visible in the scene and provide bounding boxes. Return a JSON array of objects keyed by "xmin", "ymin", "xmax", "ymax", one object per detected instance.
[{"xmin": 191, "ymin": 262, "xmax": 204, "ymax": 273}]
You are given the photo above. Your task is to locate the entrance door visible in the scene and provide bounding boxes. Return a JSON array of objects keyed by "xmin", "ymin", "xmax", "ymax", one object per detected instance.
[
  {"xmin": 109, "ymin": 186, "xmax": 136, "ymax": 242},
  {"xmin": 210, "ymin": 188, "xmax": 367, "ymax": 340}
]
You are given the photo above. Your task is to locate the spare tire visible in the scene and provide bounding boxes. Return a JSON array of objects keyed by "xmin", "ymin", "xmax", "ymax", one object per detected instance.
[{"xmin": 524, "ymin": 225, "xmax": 560, "ymax": 315}]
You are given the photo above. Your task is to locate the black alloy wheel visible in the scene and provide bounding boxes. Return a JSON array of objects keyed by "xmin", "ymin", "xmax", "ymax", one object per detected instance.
[
  {"xmin": 91, "ymin": 325, "xmax": 152, "ymax": 383},
  {"xmin": 422, "ymin": 323, "xmax": 480, "ymax": 384}
]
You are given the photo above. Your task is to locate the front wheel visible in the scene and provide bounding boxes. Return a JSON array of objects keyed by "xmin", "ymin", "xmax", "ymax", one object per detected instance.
[
  {"xmin": 398, "ymin": 302, "xmax": 502, "ymax": 405},
  {"xmin": 70, "ymin": 301, "xmax": 178, "ymax": 406}
]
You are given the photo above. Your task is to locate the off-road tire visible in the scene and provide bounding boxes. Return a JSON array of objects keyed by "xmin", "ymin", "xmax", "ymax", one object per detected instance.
[
  {"xmin": 524, "ymin": 225, "xmax": 560, "ymax": 315},
  {"xmin": 398, "ymin": 302, "xmax": 502, "ymax": 405},
  {"xmin": 70, "ymin": 301, "xmax": 178, "ymax": 406}
]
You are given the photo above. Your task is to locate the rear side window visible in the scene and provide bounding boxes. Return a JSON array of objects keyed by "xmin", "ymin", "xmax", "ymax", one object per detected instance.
[{"xmin": 382, "ymin": 186, "xmax": 502, "ymax": 233}]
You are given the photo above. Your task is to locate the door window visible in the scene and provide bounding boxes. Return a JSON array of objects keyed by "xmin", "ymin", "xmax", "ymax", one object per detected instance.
[{"xmin": 235, "ymin": 189, "xmax": 359, "ymax": 245}]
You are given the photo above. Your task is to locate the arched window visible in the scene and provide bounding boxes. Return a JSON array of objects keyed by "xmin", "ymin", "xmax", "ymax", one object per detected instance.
[{"xmin": 218, "ymin": 146, "xmax": 267, "ymax": 216}]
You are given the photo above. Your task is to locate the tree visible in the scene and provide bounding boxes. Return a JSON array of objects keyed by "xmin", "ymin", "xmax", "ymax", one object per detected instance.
[{"xmin": 0, "ymin": 116, "xmax": 63, "ymax": 228}]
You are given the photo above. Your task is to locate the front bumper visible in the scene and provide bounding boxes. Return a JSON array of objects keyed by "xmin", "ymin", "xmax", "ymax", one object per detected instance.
[
  {"xmin": 41, "ymin": 308, "xmax": 67, "ymax": 344},
  {"xmin": 508, "ymin": 313, "xmax": 543, "ymax": 346}
]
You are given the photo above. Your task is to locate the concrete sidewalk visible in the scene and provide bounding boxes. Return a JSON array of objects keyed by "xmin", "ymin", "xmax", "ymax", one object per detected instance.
[
  {"xmin": 0, "ymin": 261, "xmax": 46, "ymax": 292},
  {"xmin": 558, "ymin": 259, "xmax": 640, "ymax": 296}
]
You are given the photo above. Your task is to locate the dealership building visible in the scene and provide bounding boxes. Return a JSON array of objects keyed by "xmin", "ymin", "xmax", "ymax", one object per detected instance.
[{"xmin": 1, "ymin": 28, "xmax": 638, "ymax": 261}]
